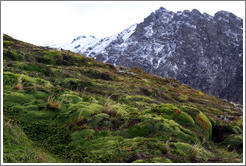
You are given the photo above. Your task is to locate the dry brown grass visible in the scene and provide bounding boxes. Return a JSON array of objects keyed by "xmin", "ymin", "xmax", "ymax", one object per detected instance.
[
  {"xmin": 15, "ymin": 75, "xmax": 23, "ymax": 90},
  {"xmin": 189, "ymin": 144, "xmax": 200, "ymax": 160},
  {"xmin": 15, "ymin": 83, "xmax": 23, "ymax": 90},
  {"xmin": 46, "ymin": 96, "xmax": 61, "ymax": 110}
]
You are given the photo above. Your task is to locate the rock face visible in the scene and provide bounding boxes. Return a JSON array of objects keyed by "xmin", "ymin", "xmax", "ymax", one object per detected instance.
[{"xmin": 52, "ymin": 7, "xmax": 243, "ymax": 104}]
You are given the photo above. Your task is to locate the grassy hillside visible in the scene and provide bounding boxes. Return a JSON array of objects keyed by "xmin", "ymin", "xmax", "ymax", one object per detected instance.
[{"xmin": 2, "ymin": 34, "xmax": 243, "ymax": 163}]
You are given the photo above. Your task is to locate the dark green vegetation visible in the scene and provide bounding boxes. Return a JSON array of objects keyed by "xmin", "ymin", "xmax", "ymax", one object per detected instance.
[{"xmin": 2, "ymin": 34, "xmax": 243, "ymax": 163}]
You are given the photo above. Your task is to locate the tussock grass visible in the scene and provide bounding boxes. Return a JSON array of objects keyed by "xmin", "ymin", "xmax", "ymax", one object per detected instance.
[
  {"xmin": 14, "ymin": 75, "xmax": 23, "ymax": 90},
  {"xmin": 46, "ymin": 96, "xmax": 61, "ymax": 110}
]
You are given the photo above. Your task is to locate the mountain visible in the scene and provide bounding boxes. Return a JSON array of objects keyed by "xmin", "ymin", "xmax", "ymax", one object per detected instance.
[
  {"xmin": 51, "ymin": 7, "xmax": 243, "ymax": 104},
  {"xmin": 3, "ymin": 34, "xmax": 243, "ymax": 163}
]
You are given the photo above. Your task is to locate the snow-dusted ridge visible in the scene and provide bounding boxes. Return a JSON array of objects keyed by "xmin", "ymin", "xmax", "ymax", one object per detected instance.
[{"xmin": 47, "ymin": 7, "xmax": 243, "ymax": 104}]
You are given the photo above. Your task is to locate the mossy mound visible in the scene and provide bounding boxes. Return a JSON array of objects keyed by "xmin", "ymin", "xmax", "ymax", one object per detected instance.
[{"xmin": 152, "ymin": 104, "xmax": 195, "ymax": 125}]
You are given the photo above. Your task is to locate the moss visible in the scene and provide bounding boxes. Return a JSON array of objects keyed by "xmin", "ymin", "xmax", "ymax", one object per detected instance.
[
  {"xmin": 58, "ymin": 102, "xmax": 103, "ymax": 125},
  {"xmin": 177, "ymin": 94, "xmax": 189, "ymax": 102},
  {"xmin": 68, "ymin": 102, "xmax": 103, "ymax": 117},
  {"xmin": 4, "ymin": 50, "xmax": 24, "ymax": 61},
  {"xmin": 3, "ymin": 72, "xmax": 19, "ymax": 85},
  {"xmin": 196, "ymin": 111, "xmax": 212, "ymax": 139},
  {"xmin": 103, "ymin": 103, "xmax": 127, "ymax": 117},
  {"xmin": 84, "ymin": 68, "xmax": 116, "ymax": 80},
  {"xmin": 3, "ymin": 72, "xmax": 53, "ymax": 89},
  {"xmin": 153, "ymin": 104, "xmax": 195, "ymax": 125},
  {"xmin": 39, "ymin": 50, "xmax": 63, "ymax": 65},
  {"xmin": 3, "ymin": 40, "xmax": 13, "ymax": 46},
  {"xmin": 72, "ymin": 129, "xmax": 95, "ymax": 144},
  {"xmin": 89, "ymin": 113, "xmax": 110, "ymax": 128},
  {"xmin": 3, "ymin": 120, "xmax": 58, "ymax": 163},
  {"xmin": 4, "ymin": 92, "xmax": 34, "ymax": 106},
  {"xmin": 128, "ymin": 114, "xmax": 198, "ymax": 143},
  {"xmin": 150, "ymin": 157, "xmax": 172, "ymax": 163},
  {"xmin": 22, "ymin": 75, "xmax": 54, "ymax": 88},
  {"xmin": 119, "ymin": 95, "xmax": 156, "ymax": 110},
  {"xmin": 59, "ymin": 94, "xmax": 82, "ymax": 104},
  {"xmin": 21, "ymin": 110, "xmax": 57, "ymax": 121},
  {"xmin": 129, "ymin": 125, "xmax": 149, "ymax": 137},
  {"xmin": 78, "ymin": 136, "xmax": 121, "ymax": 162},
  {"xmin": 14, "ymin": 63, "xmax": 47, "ymax": 74},
  {"xmin": 31, "ymin": 90, "xmax": 49, "ymax": 100},
  {"xmin": 59, "ymin": 78, "xmax": 92, "ymax": 90},
  {"xmin": 180, "ymin": 106, "xmax": 212, "ymax": 139},
  {"xmin": 120, "ymin": 95, "xmax": 154, "ymax": 103},
  {"xmin": 180, "ymin": 106, "xmax": 200, "ymax": 118},
  {"xmin": 173, "ymin": 142, "xmax": 192, "ymax": 158},
  {"xmin": 221, "ymin": 135, "xmax": 243, "ymax": 153}
]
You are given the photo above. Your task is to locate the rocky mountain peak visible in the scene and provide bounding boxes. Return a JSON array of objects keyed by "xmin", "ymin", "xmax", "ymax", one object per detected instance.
[{"xmin": 49, "ymin": 7, "xmax": 243, "ymax": 104}]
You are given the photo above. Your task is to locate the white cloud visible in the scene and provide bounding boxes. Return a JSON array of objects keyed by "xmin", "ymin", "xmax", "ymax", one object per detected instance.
[{"xmin": 1, "ymin": 1, "xmax": 245, "ymax": 45}]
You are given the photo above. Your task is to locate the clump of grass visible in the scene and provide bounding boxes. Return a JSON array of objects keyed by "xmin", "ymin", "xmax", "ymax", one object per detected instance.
[
  {"xmin": 189, "ymin": 143, "xmax": 200, "ymax": 160},
  {"xmin": 162, "ymin": 140, "xmax": 170, "ymax": 154},
  {"xmin": 103, "ymin": 105, "xmax": 124, "ymax": 117},
  {"xmin": 46, "ymin": 96, "xmax": 61, "ymax": 110},
  {"xmin": 103, "ymin": 95, "xmax": 124, "ymax": 117},
  {"xmin": 76, "ymin": 115, "xmax": 88, "ymax": 127},
  {"xmin": 15, "ymin": 75, "xmax": 23, "ymax": 90}
]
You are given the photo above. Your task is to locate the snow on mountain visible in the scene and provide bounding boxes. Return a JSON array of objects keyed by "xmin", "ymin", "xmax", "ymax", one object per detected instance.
[
  {"xmin": 48, "ymin": 35, "xmax": 101, "ymax": 54},
  {"xmin": 47, "ymin": 7, "xmax": 243, "ymax": 104}
]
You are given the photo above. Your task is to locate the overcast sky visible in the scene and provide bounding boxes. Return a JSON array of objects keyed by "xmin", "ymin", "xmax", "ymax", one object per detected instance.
[{"xmin": 1, "ymin": 1, "xmax": 245, "ymax": 45}]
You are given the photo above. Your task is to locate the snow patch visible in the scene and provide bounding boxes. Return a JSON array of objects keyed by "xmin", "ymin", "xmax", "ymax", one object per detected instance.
[
  {"xmin": 185, "ymin": 22, "xmax": 196, "ymax": 29},
  {"xmin": 121, "ymin": 24, "xmax": 137, "ymax": 40},
  {"xmin": 144, "ymin": 23, "xmax": 154, "ymax": 37}
]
